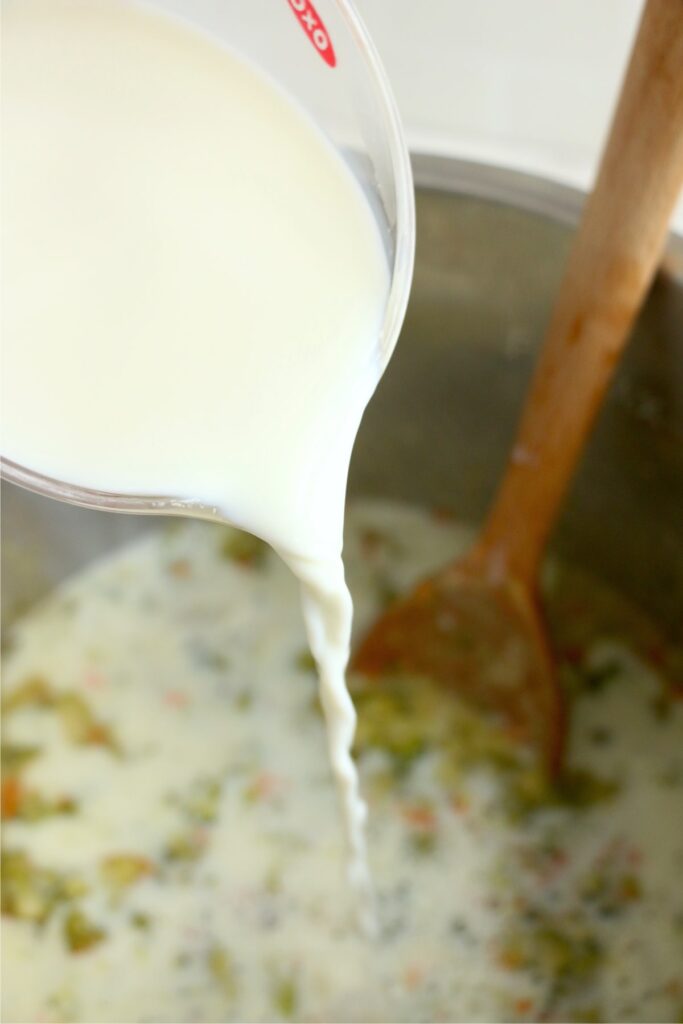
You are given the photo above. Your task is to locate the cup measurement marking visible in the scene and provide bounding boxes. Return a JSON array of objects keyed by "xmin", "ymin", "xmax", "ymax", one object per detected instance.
[{"xmin": 286, "ymin": 0, "xmax": 336, "ymax": 67}]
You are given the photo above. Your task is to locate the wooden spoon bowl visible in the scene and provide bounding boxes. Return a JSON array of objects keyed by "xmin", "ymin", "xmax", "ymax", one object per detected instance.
[{"xmin": 353, "ymin": 560, "xmax": 564, "ymax": 774}]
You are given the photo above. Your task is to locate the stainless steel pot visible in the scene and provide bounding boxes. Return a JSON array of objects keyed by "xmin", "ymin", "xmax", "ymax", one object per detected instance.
[{"xmin": 2, "ymin": 155, "xmax": 682, "ymax": 638}]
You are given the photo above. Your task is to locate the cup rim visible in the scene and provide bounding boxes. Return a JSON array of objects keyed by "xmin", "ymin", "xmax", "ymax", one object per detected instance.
[{"xmin": 333, "ymin": 0, "xmax": 416, "ymax": 374}]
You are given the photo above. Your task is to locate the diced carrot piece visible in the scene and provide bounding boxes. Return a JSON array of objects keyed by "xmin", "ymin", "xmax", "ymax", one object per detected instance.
[
  {"xmin": 1, "ymin": 777, "xmax": 23, "ymax": 819},
  {"xmin": 403, "ymin": 964, "xmax": 424, "ymax": 990},
  {"xmin": 401, "ymin": 804, "xmax": 436, "ymax": 830}
]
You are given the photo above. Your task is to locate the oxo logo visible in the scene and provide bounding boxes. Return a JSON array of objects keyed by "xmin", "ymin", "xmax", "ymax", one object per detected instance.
[{"xmin": 286, "ymin": 0, "xmax": 337, "ymax": 67}]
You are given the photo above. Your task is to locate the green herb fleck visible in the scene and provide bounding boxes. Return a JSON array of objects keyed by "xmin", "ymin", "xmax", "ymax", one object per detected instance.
[
  {"xmin": 1, "ymin": 849, "xmax": 85, "ymax": 924},
  {"xmin": 376, "ymin": 581, "xmax": 401, "ymax": 610},
  {"xmin": 63, "ymin": 909, "xmax": 107, "ymax": 953},
  {"xmin": 101, "ymin": 853, "xmax": 155, "ymax": 890},
  {"xmin": 2, "ymin": 675, "xmax": 55, "ymax": 713},
  {"xmin": 1, "ymin": 743, "xmax": 41, "ymax": 773},
  {"xmin": 650, "ymin": 689, "xmax": 674, "ymax": 721},
  {"xmin": 580, "ymin": 866, "xmax": 642, "ymax": 916},
  {"xmin": 57, "ymin": 693, "xmax": 120, "ymax": 754},
  {"xmin": 265, "ymin": 864, "xmax": 283, "ymax": 895},
  {"xmin": 409, "ymin": 830, "xmax": 437, "ymax": 856},
  {"xmin": 581, "ymin": 660, "xmax": 623, "ymax": 693},
  {"xmin": 220, "ymin": 529, "xmax": 269, "ymax": 568},
  {"xmin": 557, "ymin": 769, "xmax": 620, "ymax": 809},
  {"xmin": 235, "ymin": 689, "xmax": 253, "ymax": 711},
  {"xmin": 272, "ymin": 974, "xmax": 298, "ymax": 1019},
  {"xmin": 12, "ymin": 787, "xmax": 77, "ymax": 823},
  {"xmin": 164, "ymin": 829, "xmax": 207, "ymax": 862},
  {"xmin": 498, "ymin": 912, "xmax": 604, "ymax": 1005},
  {"xmin": 130, "ymin": 911, "xmax": 152, "ymax": 930},
  {"xmin": 187, "ymin": 641, "xmax": 230, "ymax": 671},
  {"xmin": 180, "ymin": 777, "xmax": 223, "ymax": 823},
  {"xmin": 208, "ymin": 945, "xmax": 239, "ymax": 999},
  {"xmin": 294, "ymin": 648, "xmax": 316, "ymax": 674}
]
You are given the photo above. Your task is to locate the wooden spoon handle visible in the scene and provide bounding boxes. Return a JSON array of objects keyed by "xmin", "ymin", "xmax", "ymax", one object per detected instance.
[{"xmin": 474, "ymin": 0, "xmax": 683, "ymax": 586}]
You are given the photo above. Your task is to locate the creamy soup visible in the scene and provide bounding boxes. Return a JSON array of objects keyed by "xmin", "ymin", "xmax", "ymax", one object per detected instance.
[{"xmin": 2, "ymin": 501, "xmax": 682, "ymax": 1023}]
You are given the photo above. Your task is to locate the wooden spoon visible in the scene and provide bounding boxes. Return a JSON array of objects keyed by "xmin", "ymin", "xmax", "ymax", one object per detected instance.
[{"xmin": 353, "ymin": 0, "xmax": 683, "ymax": 776}]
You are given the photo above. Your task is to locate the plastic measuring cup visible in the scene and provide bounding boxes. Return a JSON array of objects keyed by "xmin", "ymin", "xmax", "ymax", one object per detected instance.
[{"xmin": 1, "ymin": 0, "xmax": 415, "ymax": 520}]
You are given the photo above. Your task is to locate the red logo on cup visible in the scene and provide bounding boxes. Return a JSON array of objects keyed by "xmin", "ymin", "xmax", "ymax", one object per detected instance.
[{"xmin": 286, "ymin": 0, "xmax": 336, "ymax": 68}]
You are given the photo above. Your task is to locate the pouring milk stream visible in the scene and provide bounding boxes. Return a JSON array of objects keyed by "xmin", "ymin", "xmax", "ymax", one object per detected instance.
[{"xmin": 2, "ymin": 0, "xmax": 412, "ymax": 931}]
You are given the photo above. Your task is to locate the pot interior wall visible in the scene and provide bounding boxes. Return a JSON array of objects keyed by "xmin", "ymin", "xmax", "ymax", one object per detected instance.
[
  {"xmin": 349, "ymin": 187, "xmax": 683, "ymax": 638},
  {"xmin": 2, "ymin": 179, "xmax": 682, "ymax": 638}
]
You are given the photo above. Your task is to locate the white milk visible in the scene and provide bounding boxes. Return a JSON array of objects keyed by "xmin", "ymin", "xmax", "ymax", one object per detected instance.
[{"xmin": 2, "ymin": 0, "xmax": 391, "ymax": 928}]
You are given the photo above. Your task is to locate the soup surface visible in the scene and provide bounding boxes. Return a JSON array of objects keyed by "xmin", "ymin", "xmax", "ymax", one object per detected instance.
[{"xmin": 2, "ymin": 501, "xmax": 682, "ymax": 1023}]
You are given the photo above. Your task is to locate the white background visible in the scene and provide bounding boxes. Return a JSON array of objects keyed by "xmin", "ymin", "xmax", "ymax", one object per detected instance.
[{"xmin": 357, "ymin": 0, "xmax": 683, "ymax": 232}]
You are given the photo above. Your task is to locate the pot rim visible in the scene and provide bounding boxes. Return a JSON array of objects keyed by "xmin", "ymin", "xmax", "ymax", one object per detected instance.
[{"xmin": 410, "ymin": 151, "xmax": 683, "ymax": 281}]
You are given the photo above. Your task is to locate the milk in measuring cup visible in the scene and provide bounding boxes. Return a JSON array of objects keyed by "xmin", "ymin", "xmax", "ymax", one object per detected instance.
[{"xmin": 2, "ymin": 0, "xmax": 392, "ymax": 929}]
